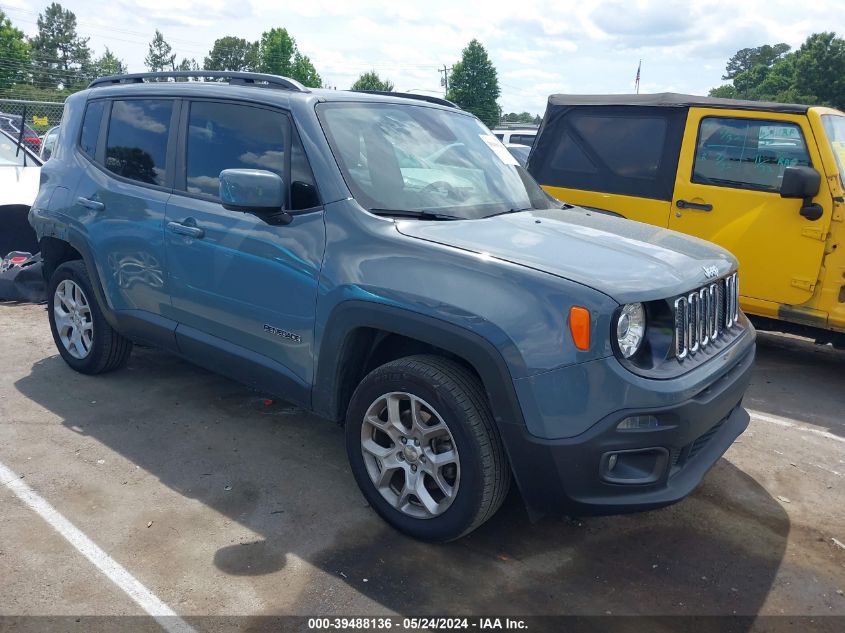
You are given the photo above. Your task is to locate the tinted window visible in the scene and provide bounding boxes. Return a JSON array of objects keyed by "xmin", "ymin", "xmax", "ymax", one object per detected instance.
[
  {"xmin": 186, "ymin": 101, "xmax": 286, "ymax": 199},
  {"xmin": 105, "ymin": 100, "xmax": 172, "ymax": 186},
  {"xmin": 549, "ymin": 129, "xmax": 597, "ymax": 174},
  {"xmin": 528, "ymin": 106, "xmax": 686, "ymax": 201},
  {"xmin": 80, "ymin": 101, "xmax": 104, "ymax": 157},
  {"xmin": 575, "ymin": 115, "xmax": 665, "ymax": 179},
  {"xmin": 290, "ymin": 129, "xmax": 320, "ymax": 210},
  {"xmin": 693, "ymin": 117, "xmax": 811, "ymax": 192},
  {"xmin": 510, "ymin": 134, "xmax": 536, "ymax": 147}
]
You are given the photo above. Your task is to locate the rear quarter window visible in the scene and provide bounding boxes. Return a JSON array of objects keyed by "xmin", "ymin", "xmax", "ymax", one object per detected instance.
[
  {"xmin": 105, "ymin": 99, "xmax": 173, "ymax": 186},
  {"xmin": 79, "ymin": 100, "xmax": 105, "ymax": 157},
  {"xmin": 529, "ymin": 106, "xmax": 686, "ymax": 200}
]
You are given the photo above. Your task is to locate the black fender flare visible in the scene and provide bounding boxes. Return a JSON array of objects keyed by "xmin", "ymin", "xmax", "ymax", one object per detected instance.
[
  {"xmin": 313, "ymin": 300, "xmax": 527, "ymax": 430},
  {"xmin": 313, "ymin": 300, "xmax": 564, "ymax": 518},
  {"xmin": 40, "ymin": 229, "xmax": 119, "ymax": 330}
]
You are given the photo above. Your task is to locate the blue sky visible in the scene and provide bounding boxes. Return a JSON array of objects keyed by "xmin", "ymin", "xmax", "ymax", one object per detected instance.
[{"xmin": 2, "ymin": 0, "xmax": 840, "ymax": 114}]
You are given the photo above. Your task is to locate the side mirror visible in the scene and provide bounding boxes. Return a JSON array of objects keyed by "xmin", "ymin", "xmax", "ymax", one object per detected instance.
[
  {"xmin": 780, "ymin": 166, "xmax": 823, "ymax": 221},
  {"xmin": 219, "ymin": 169, "xmax": 286, "ymax": 213},
  {"xmin": 780, "ymin": 166, "xmax": 820, "ymax": 198}
]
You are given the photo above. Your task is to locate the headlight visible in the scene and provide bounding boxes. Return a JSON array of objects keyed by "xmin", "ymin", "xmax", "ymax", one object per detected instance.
[{"xmin": 616, "ymin": 303, "xmax": 646, "ymax": 358}]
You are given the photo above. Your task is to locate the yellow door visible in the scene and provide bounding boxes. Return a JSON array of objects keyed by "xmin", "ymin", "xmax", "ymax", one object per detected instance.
[{"xmin": 670, "ymin": 108, "xmax": 833, "ymax": 306}]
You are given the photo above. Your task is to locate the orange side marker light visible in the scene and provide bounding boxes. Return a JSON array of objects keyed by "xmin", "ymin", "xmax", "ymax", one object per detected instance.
[{"xmin": 569, "ymin": 306, "xmax": 591, "ymax": 351}]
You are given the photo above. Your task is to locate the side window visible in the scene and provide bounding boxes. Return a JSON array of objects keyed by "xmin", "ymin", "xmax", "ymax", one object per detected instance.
[
  {"xmin": 692, "ymin": 117, "xmax": 811, "ymax": 192},
  {"xmin": 572, "ymin": 114, "xmax": 666, "ymax": 179},
  {"xmin": 530, "ymin": 106, "xmax": 685, "ymax": 200},
  {"xmin": 493, "ymin": 133, "xmax": 504, "ymax": 141},
  {"xmin": 510, "ymin": 134, "xmax": 536, "ymax": 147},
  {"xmin": 79, "ymin": 100, "xmax": 105, "ymax": 157},
  {"xmin": 105, "ymin": 100, "xmax": 173, "ymax": 186},
  {"xmin": 290, "ymin": 128, "xmax": 321, "ymax": 210},
  {"xmin": 186, "ymin": 101, "xmax": 286, "ymax": 199}
]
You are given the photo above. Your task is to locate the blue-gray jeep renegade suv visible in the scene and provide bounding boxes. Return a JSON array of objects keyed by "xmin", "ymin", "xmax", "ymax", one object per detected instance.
[{"xmin": 29, "ymin": 71, "xmax": 755, "ymax": 541}]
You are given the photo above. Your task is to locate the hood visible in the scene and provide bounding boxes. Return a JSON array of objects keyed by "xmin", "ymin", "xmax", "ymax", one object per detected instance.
[
  {"xmin": 395, "ymin": 207, "xmax": 737, "ymax": 304},
  {"xmin": 0, "ymin": 165, "xmax": 41, "ymax": 207}
]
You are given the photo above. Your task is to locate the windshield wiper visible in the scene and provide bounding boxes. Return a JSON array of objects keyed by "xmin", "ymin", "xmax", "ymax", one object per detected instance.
[
  {"xmin": 483, "ymin": 207, "xmax": 534, "ymax": 219},
  {"xmin": 370, "ymin": 208, "xmax": 462, "ymax": 221}
]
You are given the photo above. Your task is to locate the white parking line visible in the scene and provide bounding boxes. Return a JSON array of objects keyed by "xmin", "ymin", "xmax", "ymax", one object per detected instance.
[
  {"xmin": 0, "ymin": 460, "xmax": 197, "ymax": 633},
  {"xmin": 748, "ymin": 408, "xmax": 845, "ymax": 444}
]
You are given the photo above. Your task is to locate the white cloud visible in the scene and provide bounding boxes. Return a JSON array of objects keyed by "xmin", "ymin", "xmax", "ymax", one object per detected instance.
[{"xmin": 12, "ymin": 0, "xmax": 843, "ymax": 115}]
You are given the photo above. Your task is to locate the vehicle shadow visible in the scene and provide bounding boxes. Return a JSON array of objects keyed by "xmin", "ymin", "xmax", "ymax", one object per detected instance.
[
  {"xmin": 747, "ymin": 331, "xmax": 845, "ymax": 439},
  {"xmin": 14, "ymin": 348, "xmax": 789, "ymax": 624}
]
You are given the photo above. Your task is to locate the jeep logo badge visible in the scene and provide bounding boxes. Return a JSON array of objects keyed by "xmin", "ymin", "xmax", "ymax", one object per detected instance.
[{"xmin": 702, "ymin": 265, "xmax": 719, "ymax": 279}]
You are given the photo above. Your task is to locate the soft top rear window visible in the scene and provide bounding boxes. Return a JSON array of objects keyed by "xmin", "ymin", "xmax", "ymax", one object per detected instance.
[{"xmin": 529, "ymin": 105, "xmax": 687, "ymax": 201}]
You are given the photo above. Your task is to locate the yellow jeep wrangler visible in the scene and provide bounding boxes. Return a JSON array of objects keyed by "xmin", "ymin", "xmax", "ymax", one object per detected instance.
[{"xmin": 529, "ymin": 93, "xmax": 845, "ymax": 346}]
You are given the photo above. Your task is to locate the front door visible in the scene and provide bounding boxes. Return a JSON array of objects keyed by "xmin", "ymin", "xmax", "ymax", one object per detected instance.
[
  {"xmin": 670, "ymin": 108, "xmax": 833, "ymax": 306},
  {"xmin": 164, "ymin": 100, "xmax": 325, "ymax": 404}
]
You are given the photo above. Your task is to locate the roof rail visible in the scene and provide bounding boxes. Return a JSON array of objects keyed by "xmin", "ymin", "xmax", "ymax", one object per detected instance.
[
  {"xmin": 349, "ymin": 90, "xmax": 459, "ymax": 109},
  {"xmin": 88, "ymin": 71, "xmax": 308, "ymax": 92}
]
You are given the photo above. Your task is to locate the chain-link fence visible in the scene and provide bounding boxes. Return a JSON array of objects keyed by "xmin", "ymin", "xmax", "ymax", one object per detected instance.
[{"xmin": 0, "ymin": 98, "xmax": 66, "ymax": 137}]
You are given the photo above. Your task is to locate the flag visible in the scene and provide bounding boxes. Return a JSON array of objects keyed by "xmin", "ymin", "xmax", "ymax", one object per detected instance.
[{"xmin": 635, "ymin": 60, "xmax": 641, "ymax": 94}]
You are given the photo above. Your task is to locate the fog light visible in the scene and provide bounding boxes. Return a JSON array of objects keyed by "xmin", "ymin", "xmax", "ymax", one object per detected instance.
[
  {"xmin": 601, "ymin": 448, "xmax": 669, "ymax": 485},
  {"xmin": 617, "ymin": 415, "xmax": 660, "ymax": 430}
]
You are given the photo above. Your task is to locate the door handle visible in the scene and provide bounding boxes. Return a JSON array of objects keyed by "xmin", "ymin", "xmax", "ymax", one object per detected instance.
[
  {"xmin": 77, "ymin": 196, "xmax": 105, "ymax": 212},
  {"xmin": 167, "ymin": 221, "xmax": 205, "ymax": 239},
  {"xmin": 676, "ymin": 199, "xmax": 713, "ymax": 212}
]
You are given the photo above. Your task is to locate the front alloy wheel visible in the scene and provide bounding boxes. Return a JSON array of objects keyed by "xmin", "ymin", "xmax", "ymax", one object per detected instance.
[
  {"xmin": 361, "ymin": 392, "xmax": 460, "ymax": 519},
  {"xmin": 346, "ymin": 355, "xmax": 510, "ymax": 542}
]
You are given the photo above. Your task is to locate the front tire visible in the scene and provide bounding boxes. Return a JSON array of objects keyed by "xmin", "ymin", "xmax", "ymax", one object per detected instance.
[
  {"xmin": 48, "ymin": 260, "xmax": 132, "ymax": 374},
  {"xmin": 346, "ymin": 355, "xmax": 510, "ymax": 542}
]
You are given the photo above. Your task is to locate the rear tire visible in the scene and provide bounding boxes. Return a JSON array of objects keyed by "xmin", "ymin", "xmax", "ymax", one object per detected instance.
[
  {"xmin": 346, "ymin": 355, "xmax": 509, "ymax": 542},
  {"xmin": 48, "ymin": 260, "xmax": 132, "ymax": 374}
]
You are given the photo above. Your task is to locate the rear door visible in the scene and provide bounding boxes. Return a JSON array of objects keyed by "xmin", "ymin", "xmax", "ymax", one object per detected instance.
[
  {"xmin": 670, "ymin": 108, "xmax": 833, "ymax": 306},
  {"xmin": 164, "ymin": 99, "xmax": 325, "ymax": 405},
  {"xmin": 72, "ymin": 97, "xmax": 176, "ymax": 339}
]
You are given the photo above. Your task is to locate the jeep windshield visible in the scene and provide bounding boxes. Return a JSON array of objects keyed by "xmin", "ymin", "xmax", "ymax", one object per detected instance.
[
  {"xmin": 822, "ymin": 114, "xmax": 845, "ymax": 188},
  {"xmin": 317, "ymin": 101, "xmax": 557, "ymax": 220}
]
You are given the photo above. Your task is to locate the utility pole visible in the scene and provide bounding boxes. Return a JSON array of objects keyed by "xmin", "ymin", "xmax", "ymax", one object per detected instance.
[{"xmin": 439, "ymin": 65, "xmax": 452, "ymax": 93}]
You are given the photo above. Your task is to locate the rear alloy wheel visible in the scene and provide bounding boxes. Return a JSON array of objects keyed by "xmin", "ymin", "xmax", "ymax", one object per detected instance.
[
  {"xmin": 53, "ymin": 279, "xmax": 94, "ymax": 360},
  {"xmin": 48, "ymin": 260, "xmax": 133, "ymax": 374},
  {"xmin": 346, "ymin": 355, "xmax": 510, "ymax": 542}
]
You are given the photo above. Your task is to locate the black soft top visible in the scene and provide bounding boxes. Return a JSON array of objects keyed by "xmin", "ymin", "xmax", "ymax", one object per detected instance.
[{"xmin": 547, "ymin": 92, "xmax": 811, "ymax": 115}]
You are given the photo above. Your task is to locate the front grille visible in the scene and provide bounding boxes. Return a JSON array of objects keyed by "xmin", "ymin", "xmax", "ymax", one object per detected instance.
[{"xmin": 673, "ymin": 272, "xmax": 739, "ymax": 361}]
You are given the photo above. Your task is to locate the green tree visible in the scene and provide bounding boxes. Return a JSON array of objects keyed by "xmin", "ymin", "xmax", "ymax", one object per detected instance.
[
  {"xmin": 257, "ymin": 27, "xmax": 322, "ymax": 87},
  {"xmin": 350, "ymin": 70, "xmax": 394, "ymax": 91},
  {"xmin": 204, "ymin": 36, "xmax": 258, "ymax": 71},
  {"xmin": 723, "ymin": 43, "xmax": 791, "ymax": 81},
  {"xmin": 92, "ymin": 47, "xmax": 127, "ymax": 77},
  {"xmin": 708, "ymin": 84, "xmax": 738, "ymax": 98},
  {"xmin": 0, "ymin": 9, "xmax": 31, "ymax": 90},
  {"xmin": 501, "ymin": 111, "xmax": 538, "ymax": 124},
  {"xmin": 446, "ymin": 39, "xmax": 500, "ymax": 128},
  {"xmin": 30, "ymin": 2, "xmax": 92, "ymax": 89},
  {"xmin": 710, "ymin": 33, "xmax": 845, "ymax": 108},
  {"xmin": 176, "ymin": 58, "xmax": 199, "ymax": 72},
  {"xmin": 145, "ymin": 29, "xmax": 176, "ymax": 72},
  {"xmin": 793, "ymin": 32, "xmax": 845, "ymax": 109}
]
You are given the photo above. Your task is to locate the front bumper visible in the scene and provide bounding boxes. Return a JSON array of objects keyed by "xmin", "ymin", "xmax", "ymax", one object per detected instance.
[{"xmin": 500, "ymin": 334, "xmax": 755, "ymax": 517}]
